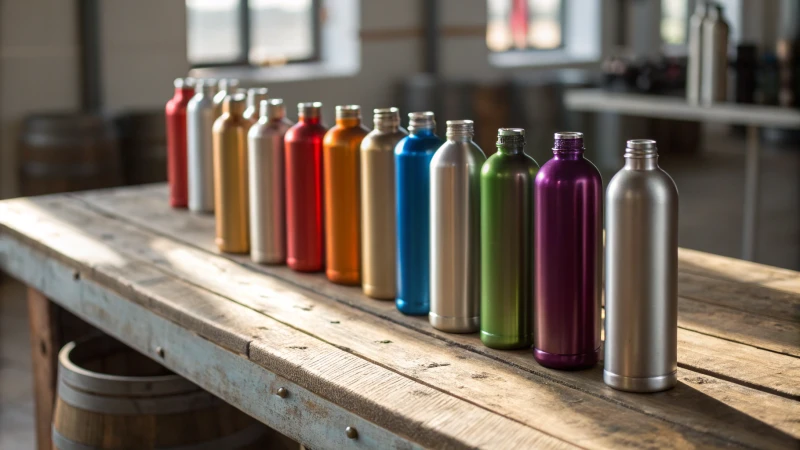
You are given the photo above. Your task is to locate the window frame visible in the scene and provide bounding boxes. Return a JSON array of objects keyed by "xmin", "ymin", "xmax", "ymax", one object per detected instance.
[{"xmin": 187, "ymin": 0, "xmax": 322, "ymax": 69}]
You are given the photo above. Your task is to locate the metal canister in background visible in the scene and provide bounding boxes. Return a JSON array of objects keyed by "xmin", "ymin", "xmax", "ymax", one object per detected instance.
[
  {"xmin": 284, "ymin": 102, "xmax": 327, "ymax": 272},
  {"xmin": 212, "ymin": 92, "xmax": 250, "ymax": 253},
  {"xmin": 187, "ymin": 78, "xmax": 218, "ymax": 213},
  {"xmin": 323, "ymin": 106, "xmax": 369, "ymax": 285},
  {"xmin": 534, "ymin": 132, "xmax": 602, "ymax": 370},
  {"xmin": 604, "ymin": 140, "xmax": 679, "ymax": 393},
  {"xmin": 480, "ymin": 128, "xmax": 538, "ymax": 349},
  {"xmin": 395, "ymin": 112, "xmax": 443, "ymax": 316},
  {"xmin": 429, "ymin": 120, "xmax": 485, "ymax": 333},
  {"xmin": 165, "ymin": 77, "xmax": 195, "ymax": 208},
  {"xmin": 360, "ymin": 108, "xmax": 407, "ymax": 299},
  {"xmin": 686, "ymin": 1, "xmax": 708, "ymax": 104},
  {"xmin": 244, "ymin": 88, "xmax": 269, "ymax": 123},
  {"xmin": 701, "ymin": 3, "xmax": 729, "ymax": 105},
  {"xmin": 248, "ymin": 99, "xmax": 293, "ymax": 264},
  {"xmin": 213, "ymin": 79, "xmax": 240, "ymax": 118}
]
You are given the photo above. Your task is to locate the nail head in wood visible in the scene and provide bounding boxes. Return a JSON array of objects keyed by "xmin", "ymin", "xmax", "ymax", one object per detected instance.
[
  {"xmin": 155, "ymin": 346, "xmax": 165, "ymax": 358},
  {"xmin": 276, "ymin": 387, "xmax": 288, "ymax": 398},
  {"xmin": 345, "ymin": 426, "xmax": 358, "ymax": 439}
]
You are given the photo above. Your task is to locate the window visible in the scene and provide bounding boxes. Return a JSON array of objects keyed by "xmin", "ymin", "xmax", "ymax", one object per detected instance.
[
  {"xmin": 487, "ymin": 0, "xmax": 565, "ymax": 52},
  {"xmin": 661, "ymin": 0, "xmax": 690, "ymax": 45},
  {"xmin": 186, "ymin": 0, "xmax": 320, "ymax": 67}
]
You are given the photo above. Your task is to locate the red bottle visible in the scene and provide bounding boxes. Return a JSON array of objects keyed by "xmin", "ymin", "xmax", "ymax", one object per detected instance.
[
  {"xmin": 285, "ymin": 102, "xmax": 327, "ymax": 272},
  {"xmin": 165, "ymin": 77, "xmax": 195, "ymax": 208}
]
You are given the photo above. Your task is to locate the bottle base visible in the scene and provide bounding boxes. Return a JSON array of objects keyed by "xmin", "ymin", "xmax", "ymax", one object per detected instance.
[
  {"xmin": 395, "ymin": 298, "xmax": 429, "ymax": 316},
  {"xmin": 429, "ymin": 312, "xmax": 478, "ymax": 333},
  {"xmin": 362, "ymin": 283, "xmax": 395, "ymax": 300},
  {"xmin": 287, "ymin": 257, "xmax": 323, "ymax": 273},
  {"xmin": 480, "ymin": 331, "xmax": 532, "ymax": 350},
  {"xmin": 603, "ymin": 370, "xmax": 677, "ymax": 393},
  {"xmin": 251, "ymin": 250, "xmax": 285, "ymax": 265},
  {"xmin": 326, "ymin": 269, "xmax": 360, "ymax": 286},
  {"xmin": 216, "ymin": 238, "xmax": 249, "ymax": 254},
  {"xmin": 533, "ymin": 347, "xmax": 600, "ymax": 370}
]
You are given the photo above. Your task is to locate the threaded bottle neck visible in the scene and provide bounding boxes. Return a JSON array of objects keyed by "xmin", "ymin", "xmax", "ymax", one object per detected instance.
[
  {"xmin": 373, "ymin": 107, "xmax": 400, "ymax": 132},
  {"xmin": 335, "ymin": 105, "xmax": 361, "ymax": 126},
  {"xmin": 298, "ymin": 102, "xmax": 322, "ymax": 123},
  {"xmin": 408, "ymin": 111, "xmax": 435, "ymax": 135},
  {"xmin": 247, "ymin": 88, "xmax": 269, "ymax": 110},
  {"xmin": 446, "ymin": 120, "xmax": 474, "ymax": 141},
  {"xmin": 624, "ymin": 139, "xmax": 659, "ymax": 170},
  {"xmin": 496, "ymin": 128, "xmax": 525, "ymax": 154},
  {"xmin": 260, "ymin": 99, "xmax": 285, "ymax": 121},
  {"xmin": 553, "ymin": 131, "xmax": 584, "ymax": 159},
  {"xmin": 223, "ymin": 93, "xmax": 246, "ymax": 116}
]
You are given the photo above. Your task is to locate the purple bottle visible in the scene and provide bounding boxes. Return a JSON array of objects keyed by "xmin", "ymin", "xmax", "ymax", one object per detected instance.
[{"xmin": 534, "ymin": 132, "xmax": 602, "ymax": 370}]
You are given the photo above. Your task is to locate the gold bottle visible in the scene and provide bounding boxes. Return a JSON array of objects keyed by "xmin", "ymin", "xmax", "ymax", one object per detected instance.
[{"xmin": 212, "ymin": 92, "xmax": 250, "ymax": 253}]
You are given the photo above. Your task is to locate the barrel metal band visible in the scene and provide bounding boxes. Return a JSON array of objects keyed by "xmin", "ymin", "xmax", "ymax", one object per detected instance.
[
  {"xmin": 57, "ymin": 380, "xmax": 219, "ymax": 415},
  {"xmin": 52, "ymin": 424, "xmax": 266, "ymax": 450}
]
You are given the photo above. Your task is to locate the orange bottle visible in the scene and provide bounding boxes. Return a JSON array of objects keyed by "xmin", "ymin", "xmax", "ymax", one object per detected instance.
[{"xmin": 323, "ymin": 105, "xmax": 369, "ymax": 284}]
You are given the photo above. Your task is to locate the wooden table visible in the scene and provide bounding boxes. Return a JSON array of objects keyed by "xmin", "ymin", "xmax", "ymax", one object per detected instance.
[
  {"xmin": 1, "ymin": 184, "xmax": 798, "ymax": 449},
  {"xmin": 564, "ymin": 88, "xmax": 800, "ymax": 263}
]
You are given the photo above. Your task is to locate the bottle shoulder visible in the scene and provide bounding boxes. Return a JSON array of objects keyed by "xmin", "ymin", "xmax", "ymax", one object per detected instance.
[
  {"xmin": 323, "ymin": 124, "xmax": 369, "ymax": 146},
  {"xmin": 536, "ymin": 156, "xmax": 602, "ymax": 184},
  {"xmin": 361, "ymin": 130, "xmax": 408, "ymax": 152},
  {"xmin": 248, "ymin": 119, "xmax": 291, "ymax": 139},
  {"xmin": 286, "ymin": 121, "xmax": 328, "ymax": 140},
  {"xmin": 431, "ymin": 141, "xmax": 486, "ymax": 166},
  {"xmin": 482, "ymin": 152, "xmax": 539, "ymax": 176},
  {"xmin": 607, "ymin": 167, "xmax": 679, "ymax": 199},
  {"xmin": 395, "ymin": 135, "xmax": 443, "ymax": 155}
]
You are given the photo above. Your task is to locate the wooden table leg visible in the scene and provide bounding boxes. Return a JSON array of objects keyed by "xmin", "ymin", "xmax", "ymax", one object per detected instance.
[{"xmin": 26, "ymin": 287, "xmax": 58, "ymax": 450}]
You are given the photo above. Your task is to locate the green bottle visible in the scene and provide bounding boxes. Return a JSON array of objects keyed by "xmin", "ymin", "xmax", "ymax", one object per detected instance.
[{"xmin": 480, "ymin": 128, "xmax": 539, "ymax": 349}]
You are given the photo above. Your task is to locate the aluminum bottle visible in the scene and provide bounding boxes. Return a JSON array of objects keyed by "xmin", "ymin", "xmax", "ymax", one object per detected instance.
[
  {"xmin": 686, "ymin": 1, "xmax": 708, "ymax": 105},
  {"xmin": 534, "ymin": 132, "xmax": 602, "ymax": 370},
  {"xmin": 213, "ymin": 78, "xmax": 240, "ymax": 119},
  {"xmin": 429, "ymin": 120, "xmax": 486, "ymax": 333},
  {"xmin": 605, "ymin": 139, "xmax": 679, "ymax": 393},
  {"xmin": 285, "ymin": 102, "xmax": 327, "ymax": 272},
  {"xmin": 701, "ymin": 3, "xmax": 729, "ymax": 105},
  {"xmin": 212, "ymin": 92, "xmax": 250, "ymax": 254},
  {"xmin": 323, "ymin": 105, "xmax": 369, "ymax": 285},
  {"xmin": 395, "ymin": 112, "xmax": 443, "ymax": 316},
  {"xmin": 480, "ymin": 128, "xmax": 538, "ymax": 349},
  {"xmin": 248, "ymin": 99, "xmax": 293, "ymax": 264},
  {"xmin": 360, "ymin": 108, "xmax": 408, "ymax": 299},
  {"xmin": 187, "ymin": 78, "xmax": 218, "ymax": 213},
  {"xmin": 165, "ymin": 77, "xmax": 195, "ymax": 208},
  {"xmin": 244, "ymin": 87, "xmax": 269, "ymax": 123}
]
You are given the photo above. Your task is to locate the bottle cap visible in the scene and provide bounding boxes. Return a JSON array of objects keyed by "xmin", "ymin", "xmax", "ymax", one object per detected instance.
[
  {"xmin": 553, "ymin": 131, "xmax": 584, "ymax": 151},
  {"xmin": 408, "ymin": 111, "xmax": 435, "ymax": 131},
  {"xmin": 446, "ymin": 120, "xmax": 474, "ymax": 138},
  {"xmin": 298, "ymin": 102, "xmax": 323, "ymax": 119},
  {"xmin": 262, "ymin": 99, "xmax": 285, "ymax": 120},
  {"xmin": 625, "ymin": 139, "xmax": 658, "ymax": 158},
  {"xmin": 497, "ymin": 128, "xmax": 525, "ymax": 146},
  {"xmin": 374, "ymin": 107, "xmax": 400, "ymax": 129}
]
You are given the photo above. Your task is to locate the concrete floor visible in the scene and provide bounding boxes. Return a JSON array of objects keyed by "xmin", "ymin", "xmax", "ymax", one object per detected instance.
[{"xmin": 0, "ymin": 126, "xmax": 797, "ymax": 448}]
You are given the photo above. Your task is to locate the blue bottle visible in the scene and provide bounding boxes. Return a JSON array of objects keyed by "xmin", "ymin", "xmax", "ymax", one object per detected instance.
[{"xmin": 395, "ymin": 112, "xmax": 443, "ymax": 315}]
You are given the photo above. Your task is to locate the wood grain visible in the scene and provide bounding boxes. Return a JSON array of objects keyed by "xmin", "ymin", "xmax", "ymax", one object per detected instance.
[
  {"xmin": 26, "ymin": 288, "xmax": 55, "ymax": 450},
  {"xmin": 8, "ymin": 193, "xmax": 795, "ymax": 448}
]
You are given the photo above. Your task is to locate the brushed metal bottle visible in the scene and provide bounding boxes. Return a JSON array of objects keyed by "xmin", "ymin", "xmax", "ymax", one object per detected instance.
[
  {"xmin": 323, "ymin": 105, "xmax": 370, "ymax": 285},
  {"xmin": 395, "ymin": 112, "xmax": 443, "ymax": 316},
  {"xmin": 429, "ymin": 120, "xmax": 486, "ymax": 333},
  {"xmin": 701, "ymin": 3, "xmax": 729, "ymax": 105},
  {"xmin": 213, "ymin": 78, "xmax": 240, "ymax": 119},
  {"xmin": 360, "ymin": 108, "xmax": 407, "ymax": 299},
  {"xmin": 212, "ymin": 92, "xmax": 249, "ymax": 254},
  {"xmin": 244, "ymin": 87, "xmax": 269, "ymax": 123},
  {"xmin": 604, "ymin": 139, "xmax": 679, "ymax": 393},
  {"xmin": 686, "ymin": 1, "xmax": 708, "ymax": 105},
  {"xmin": 480, "ymin": 128, "xmax": 538, "ymax": 349},
  {"xmin": 248, "ymin": 99, "xmax": 293, "ymax": 264},
  {"xmin": 187, "ymin": 78, "xmax": 218, "ymax": 213}
]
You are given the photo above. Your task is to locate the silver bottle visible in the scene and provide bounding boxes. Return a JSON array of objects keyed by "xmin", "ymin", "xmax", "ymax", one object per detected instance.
[
  {"xmin": 604, "ymin": 139, "xmax": 679, "ymax": 393},
  {"xmin": 360, "ymin": 108, "xmax": 408, "ymax": 299},
  {"xmin": 187, "ymin": 78, "xmax": 219, "ymax": 213},
  {"xmin": 248, "ymin": 99, "xmax": 293, "ymax": 264},
  {"xmin": 244, "ymin": 87, "xmax": 269, "ymax": 123},
  {"xmin": 686, "ymin": 1, "xmax": 708, "ymax": 105},
  {"xmin": 701, "ymin": 3, "xmax": 729, "ymax": 105},
  {"xmin": 429, "ymin": 120, "xmax": 486, "ymax": 333}
]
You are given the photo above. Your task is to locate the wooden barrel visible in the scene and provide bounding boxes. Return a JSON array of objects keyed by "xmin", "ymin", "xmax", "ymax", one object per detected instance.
[
  {"xmin": 19, "ymin": 113, "xmax": 123, "ymax": 196},
  {"xmin": 53, "ymin": 335, "xmax": 269, "ymax": 449},
  {"xmin": 115, "ymin": 111, "xmax": 168, "ymax": 185}
]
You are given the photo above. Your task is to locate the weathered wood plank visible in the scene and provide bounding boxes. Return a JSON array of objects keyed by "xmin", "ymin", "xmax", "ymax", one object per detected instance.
[
  {"xmin": 26, "ymin": 288, "xmax": 56, "ymax": 450},
  {"xmin": 678, "ymin": 247, "xmax": 800, "ymax": 284},
  {"xmin": 74, "ymin": 187, "xmax": 800, "ymax": 388},
  {"xmin": 15, "ymin": 195, "xmax": 798, "ymax": 448},
  {"xmin": 1, "ymin": 234, "xmax": 569, "ymax": 449}
]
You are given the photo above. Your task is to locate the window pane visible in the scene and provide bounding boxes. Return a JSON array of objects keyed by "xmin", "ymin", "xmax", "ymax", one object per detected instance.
[
  {"xmin": 661, "ymin": 0, "xmax": 688, "ymax": 45},
  {"xmin": 186, "ymin": 0, "xmax": 243, "ymax": 65},
  {"xmin": 486, "ymin": 0, "xmax": 563, "ymax": 52},
  {"xmin": 249, "ymin": 0, "xmax": 315, "ymax": 65}
]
